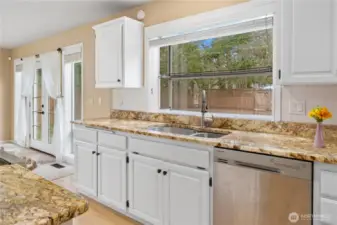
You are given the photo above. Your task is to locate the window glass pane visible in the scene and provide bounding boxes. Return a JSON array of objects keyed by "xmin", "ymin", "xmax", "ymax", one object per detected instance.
[
  {"xmin": 159, "ymin": 25, "xmax": 273, "ymax": 116},
  {"xmin": 32, "ymin": 69, "xmax": 42, "ymax": 141},
  {"xmin": 171, "ymin": 76, "xmax": 272, "ymax": 115},
  {"xmin": 160, "ymin": 29, "xmax": 272, "ymax": 75},
  {"xmin": 160, "ymin": 79, "xmax": 170, "ymax": 109},
  {"xmin": 48, "ymin": 97, "xmax": 55, "ymax": 144},
  {"xmin": 160, "ymin": 47, "xmax": 169, "ymax": 75},
  {"xmin": 74, "ymin": 62, "xmax": 82, "ymax": 120}
]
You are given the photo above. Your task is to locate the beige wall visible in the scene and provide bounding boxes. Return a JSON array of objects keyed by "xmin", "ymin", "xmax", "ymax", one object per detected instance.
[
  {"xmin": 9, "ymin": 0, "xmax": 246, "ymax": 140},
  {"xmin": 0, "ymin": 49, "xmax": 12, "ymax": 140},
  {"xmin": 11, "ymin": 0, "xmax": 246, "ymax": 119},
  {"xmin": 7, "ymin": 0, "xmax": 337, "ymax": 143},
  {"xmin": 282, "ymin": 85, "xmax": 337, "ymax": 125}
]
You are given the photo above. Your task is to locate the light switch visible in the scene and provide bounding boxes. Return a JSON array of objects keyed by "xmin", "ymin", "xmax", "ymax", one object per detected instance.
[{"xmin": 289, "ymin": 100, "xmax": 306, "ymax": 115}]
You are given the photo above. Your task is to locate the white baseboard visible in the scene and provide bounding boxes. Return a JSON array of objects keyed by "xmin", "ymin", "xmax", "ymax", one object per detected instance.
[
  {"xmin": 0, "ymin": 140, "xmax": 15, "ymax": 144},
  {"xmin": 63, "ymin": 154, "xmax": 74, "ymax": 165}
]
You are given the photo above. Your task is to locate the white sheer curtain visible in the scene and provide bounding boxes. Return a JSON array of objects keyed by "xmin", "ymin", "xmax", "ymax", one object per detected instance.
[
  {"xmin": 16, "ymin": 57, "xmax": 36, "ymax": 147},
  {"xmin": 14, "ymin": 64, "xmax": 23, "ymax": 145},
  {"xmin": 40, "ymin": 51, "xmax": 63, "ymax": 161}
]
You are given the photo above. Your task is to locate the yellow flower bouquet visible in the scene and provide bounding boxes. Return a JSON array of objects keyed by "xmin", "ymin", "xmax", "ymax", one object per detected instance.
[
  {"xmin": 308, "ymin": 106, "xmax": 333, "ymax": 148},
  {"xmin": 309, "ymin": 106, "xmax": 332, "ymax": 123}
]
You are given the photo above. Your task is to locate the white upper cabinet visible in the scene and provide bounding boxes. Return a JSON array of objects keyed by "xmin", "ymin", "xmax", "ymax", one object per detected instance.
[
  {"xmin": 93, "ymin": 17, "xmax": 143, "ymax": 88},
  {"xmin": 280, "ymin": 0, "xmax": 337, "ymax": 84}
]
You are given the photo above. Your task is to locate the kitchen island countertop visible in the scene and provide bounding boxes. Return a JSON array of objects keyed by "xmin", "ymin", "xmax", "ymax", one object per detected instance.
[{"xmin": 0, "ymin": 164, "xmax": 88, "ymax": 225}]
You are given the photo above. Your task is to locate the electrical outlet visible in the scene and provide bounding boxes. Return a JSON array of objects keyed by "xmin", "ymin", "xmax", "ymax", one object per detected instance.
[{"xmin": 289, "ymin": 100, "xmax": 306, "ymax": 115}]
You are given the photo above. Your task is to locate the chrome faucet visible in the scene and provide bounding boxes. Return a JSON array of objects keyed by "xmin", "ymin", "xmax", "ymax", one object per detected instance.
[{"xmin": 201, "ymin": 90, "xmax": 208, "ymax": 128}]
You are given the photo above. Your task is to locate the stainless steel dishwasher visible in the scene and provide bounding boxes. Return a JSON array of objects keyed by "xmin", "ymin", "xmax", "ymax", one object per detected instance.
[{"xmin": 214, "ymin": 148, "xmax": 313, "ymax": 225}]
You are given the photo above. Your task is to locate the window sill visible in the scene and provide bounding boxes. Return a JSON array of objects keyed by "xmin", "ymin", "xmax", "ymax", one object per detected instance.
[{"xmin": 158, "ymin": 109, "xmax": 274, "ymax": 121}]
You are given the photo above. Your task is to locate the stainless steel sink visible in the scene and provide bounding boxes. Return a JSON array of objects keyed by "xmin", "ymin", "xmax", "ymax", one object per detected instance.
[
  {"xmin": 147, "ymin": 125, "xmax": 227, "ymax": 138},
  {"xmin": 190, "ymin": 132, "xmax": 225, "ymax": 138},
  {"xmin": 147, "ymin": 126, "xmax": 196, "ymax": 135}
]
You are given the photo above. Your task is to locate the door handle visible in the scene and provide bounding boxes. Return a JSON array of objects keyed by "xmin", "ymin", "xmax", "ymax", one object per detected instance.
[
  {"xmin": 92, "ymin": 151, "xmax": 96, "ymax": 154},
  {"xmin": 36, "ymin": 111, "xmax": 45, "ymax": 115},
  {"xmin": 163, "ymin": 171, "xmax": 167, "ymax": 176},
  {"xmin": 157, "ymin": 169, "xmax": 162, "ymax": 174},
  {"xmin": 96, "ymin": 153, "xmax": 101, "ymax": 156}
]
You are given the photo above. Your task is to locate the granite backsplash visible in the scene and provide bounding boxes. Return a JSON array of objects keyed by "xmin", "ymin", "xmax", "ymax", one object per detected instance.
[{"xmin": 110, "ymin": 109, "xmax": 337, "ymax": 142}]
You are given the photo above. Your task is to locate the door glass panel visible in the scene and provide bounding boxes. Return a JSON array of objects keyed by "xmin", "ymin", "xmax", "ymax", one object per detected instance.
[
  {"xmin": 48, "ymin": 97, "xmax": 55, "ymax": 144},
  {"xmin": 74, "ymin": 62, "xmax": 82, "ymax": 120},
  {"xmin": 32, "ymin": 69, "xmax": 42, "ymax": 141}
]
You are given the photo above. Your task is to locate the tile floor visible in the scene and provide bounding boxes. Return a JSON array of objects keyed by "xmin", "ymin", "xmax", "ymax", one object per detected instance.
[
  {"xmin": 53, "ymin": 176, "xmax": 141, "ymax": 225},
  {"xmin": 1, "ymin": 142, "xmax": 55, "ymax": 164},
  {"xmin": 33, "ymin": 162, "xmax": 74, "ymax": 180}
]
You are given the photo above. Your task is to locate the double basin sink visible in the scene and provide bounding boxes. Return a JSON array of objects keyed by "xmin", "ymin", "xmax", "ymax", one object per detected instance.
[{"xmin": 147, "ymin": 125, "xmax": 228, "ymax": 139}]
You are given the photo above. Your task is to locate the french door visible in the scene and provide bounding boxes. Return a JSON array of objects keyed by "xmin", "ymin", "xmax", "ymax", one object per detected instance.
[{"xmin": 30, "ymin": 66, "xmax": 55, "ymax": 155}]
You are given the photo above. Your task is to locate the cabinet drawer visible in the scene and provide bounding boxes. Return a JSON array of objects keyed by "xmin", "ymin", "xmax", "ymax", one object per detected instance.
[
  {"xmin": 74, "ymin": 128, "xmax": 97, "ymax": 144},
  {"xmin": 129, "ymin": 138, "xmax": 209, "ymax": 169},
  {"xmin": 321, "ymin": 170, "xmax": 337, "ymax": 198},
  {"xmin": 98, "ymin": 131, "xmax": 127, "ymax": 150},
  {"xmin": 321, "ymin": 198, "xmax": 337, "ymax": 224}
]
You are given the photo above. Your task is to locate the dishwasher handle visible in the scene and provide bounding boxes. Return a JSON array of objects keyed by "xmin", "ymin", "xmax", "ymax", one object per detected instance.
[
  {"xmin": 234, "ymin": 160, "xmax": 281, "ymax": 174},
  {"xmin": 214, "ymin": 148, "xmax": 312, "ymax": 180},
  {"xmin": 216, "ymin": 158, "xmax": 281, "ymax": 173}
]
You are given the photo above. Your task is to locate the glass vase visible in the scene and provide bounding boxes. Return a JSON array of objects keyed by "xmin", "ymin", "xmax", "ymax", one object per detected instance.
[{"xmin": 314, "ymin": 122, "xmax": 324, "ymax": 148}]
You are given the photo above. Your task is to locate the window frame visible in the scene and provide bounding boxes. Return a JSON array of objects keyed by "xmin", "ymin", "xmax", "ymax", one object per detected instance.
[
  {"xmin": 145, "ymin": 0, "xmax": 280, "ymax": 121},
  {"xmin": 62, "ymin": 43, "xmax": 83, "ymax": 164}
]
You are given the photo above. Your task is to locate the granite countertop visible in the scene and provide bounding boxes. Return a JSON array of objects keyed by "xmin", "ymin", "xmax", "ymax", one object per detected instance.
[
  {"xmin": 74, "ymin": 118, "xmax": 337, "ymax": 164},
  {"xmin": 0, "ymin": 164, "xmax": 88, "ymax": 225}
]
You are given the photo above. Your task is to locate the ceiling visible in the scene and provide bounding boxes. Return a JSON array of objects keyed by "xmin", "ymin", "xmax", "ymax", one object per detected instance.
[{"xmin": 0, "ymin": 0, "xmax": 149, "ymax": 49}]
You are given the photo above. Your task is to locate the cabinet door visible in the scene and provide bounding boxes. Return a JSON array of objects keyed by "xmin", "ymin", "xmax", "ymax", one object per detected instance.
[
  {"xmin": 314, "ymin": 162, "xmax": 337, "ymax": 225},
  {"xmin": 281, "ymin": 0, "xmax": 337, "ymax": 84},
  {"xmin": 128, "ymin": 154, "xmax": 164, "ymax": 225},
  {"xmin": 74, "ymin": 141, "xmax": 97, "ymax": 197},
  {"xmin": 163, "ymin": 163, "xmax": 209, "ymax": 225},
  {"xmin": 97, "ymin": 146, "xmax": 126, "ymax": 211},
  {"xmin": 95, "ymin": 20, "xmax": 124, "ymax": 88},
  {"xmin": 320, "ymin": 198, "xmax": 337, "ymax": 225}
]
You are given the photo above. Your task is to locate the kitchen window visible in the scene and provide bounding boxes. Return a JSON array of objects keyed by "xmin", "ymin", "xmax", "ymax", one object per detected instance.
[{"xmin": 154, "ymin": 16, "xmax": 274, "ymax": 117}]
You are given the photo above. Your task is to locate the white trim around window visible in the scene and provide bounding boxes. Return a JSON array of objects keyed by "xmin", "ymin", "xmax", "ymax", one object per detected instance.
[{"xmin": 144, "ymin": 0, "xmax": 281, "ymax": 121}]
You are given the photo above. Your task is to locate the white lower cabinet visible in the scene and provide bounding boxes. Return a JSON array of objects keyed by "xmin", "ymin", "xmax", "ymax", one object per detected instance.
[
  {"xmin": 74, "ymin": 129, "xmax": 211, "ymax": 225},
  {"xmin": 74, "ymin": 141, "xmax": 97, "ymax": 197},
  {"xmin": 164, "ymin": 163, "xmax": 209, "ymax": 225},
  {"xmin": 320, "ymin": 198, "xmax": 337, "ymax": 224},
  {"xmin": 75, "ymin": 140, "xmax": 127, "ymax": 212},
  {"xmin": 314, "ymin": 162, "xmax": 337, "ymax": 225},
  {"xmin": 98, "ymin": 146, "xmax": 127, "ymax": 211},
  {"xmin": 128, "ymin": 153, "xmax": 210, "ymax": 225},
  {"xmin": 128, "ymin": 154, "xmax": 164, "ymax": 225}
]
